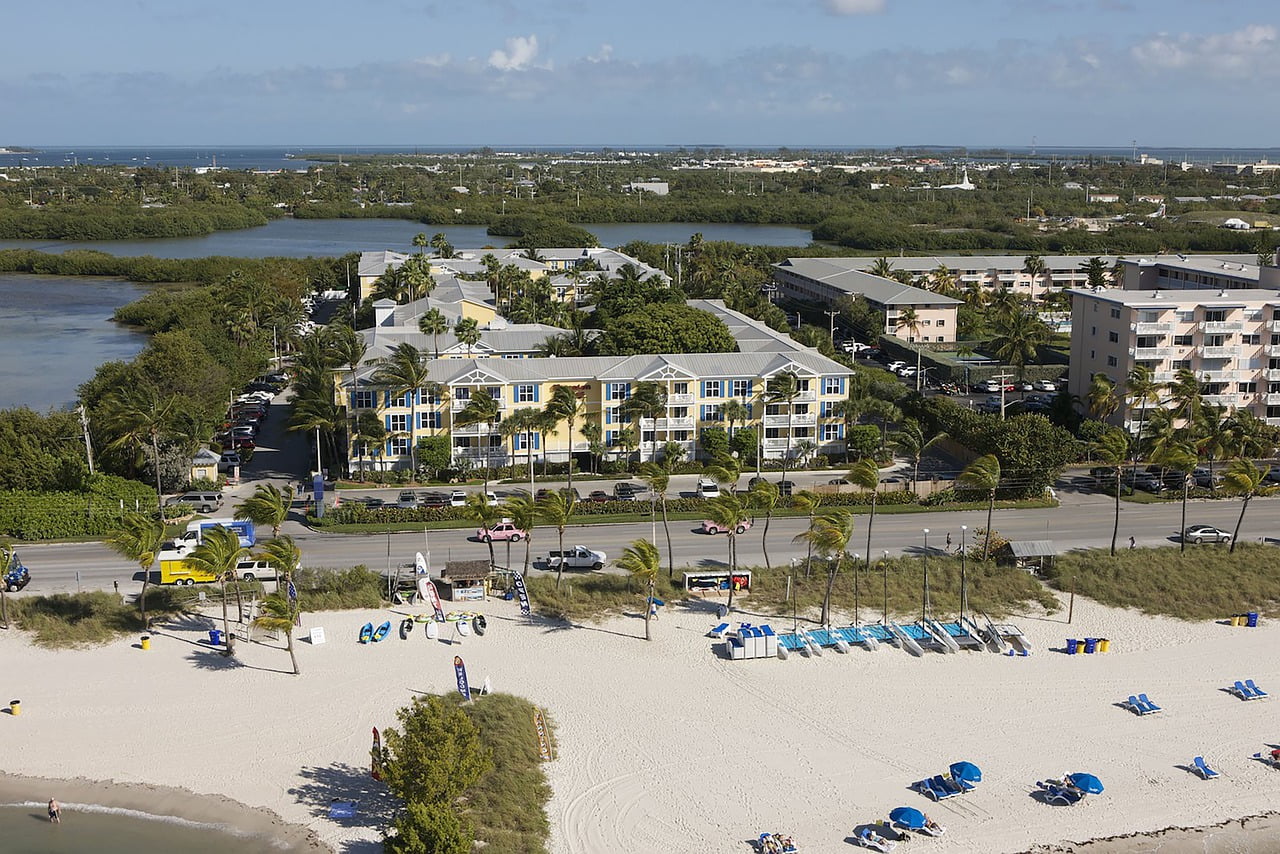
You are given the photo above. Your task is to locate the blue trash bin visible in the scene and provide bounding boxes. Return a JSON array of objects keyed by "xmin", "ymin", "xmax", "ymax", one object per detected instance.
[
  {"xmin": 1248, "ymin": 612, "xmax": 1259, "ymax": 627},
  {"xmin": 1066, "ymin": 638, "xmax": 1079, "ymax": 655},
  {"xmin": 209, "ymin": 629, "xmax": 223, "ymax": 646},
  {"xmin": 1083, "ymin": 637, "xmax": 1098, "ymax": 654}
]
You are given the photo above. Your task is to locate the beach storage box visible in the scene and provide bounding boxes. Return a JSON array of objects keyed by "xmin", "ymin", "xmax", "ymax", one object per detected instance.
[
  {"xmin": 761, "ymin": 625, "xmax": 777, "ymax": 657},
  {"xmin": 728, "ymin": 637, "xmax": 746, "ymax": 660}
]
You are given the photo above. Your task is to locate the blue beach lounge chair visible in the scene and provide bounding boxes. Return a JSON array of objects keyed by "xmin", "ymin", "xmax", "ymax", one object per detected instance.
[
  {"xmin": 1193, "ymin": 756, "xmax": 1220, "ymax": 779},
  {"xmin": 1138, "ymin": 693, "xmax": 1162, "ymax": 713},
  {"xmin": 1232, "ymin": 680, "xmax": 1260, "ymax": 701},
  {"xmin": 913, "ymin": 777, "xmax": 954, "ymax": 801},
  {"xmin": 856, "ymin": 826, "xmax": 896, "ymax": 851},
  {"xmin": 708, "ymin": 622, "xmax": 729, "ymax": 638},
  {"xmin": 1246, "ymin": 679, "xmax": 1269, "ymax": 698},
  {"xmin": 1124, "ymin": 695, "xmax": 1145, "ymax": 714}
]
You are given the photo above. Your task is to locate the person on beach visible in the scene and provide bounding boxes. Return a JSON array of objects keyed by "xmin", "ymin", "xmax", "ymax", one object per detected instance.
[
  {"xmin": 48, "ymin": 798, "xmax": 60, "ymax": 823},
  {"xmin": 1129, "ymin": 536, "xmax": 1136, "ymax": 549},
  {"xmin": 945, "ymin": 532, "xmax": 953, "ymax": 551}
]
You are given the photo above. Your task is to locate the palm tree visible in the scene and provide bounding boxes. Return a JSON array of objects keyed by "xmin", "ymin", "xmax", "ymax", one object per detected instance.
[
  {"xmin": 545, "ymin": 384, "xmax": 587, "ymax": 492},
  {"xmin": 257, "ymin": 534, "xmax": 301, "ymax": 598},
  {"xmin": 234, "ymin": 483, "xmax": 295, "ymax": 538},
  {"xmin": 765, "ymin": 371, "xmax": 801, "ymax": 480},
  {"xmin": 1086, "ymin": 373, "xmax": 1120, "ymax": 422},
  {"xmin": 793, "ymin": 509, "xmax": 854, "ymax": 626},
  {"xmin": 638, "ymin": 462, "xmax": 675, "ymax": 579},
  {"xmin": 618, "ymin": 381, "xmax": 668, "ymax": 463},
  {"xmin": 1223, "ymin": 458, "xmax": 1270, "ymax": 553},
  {"xmin": 370, "ymin": 342, "xmax": 433, "ymax": 476},
  {"xmin": 104, "ymin": 512, "xmax": 165, "ymax": 629},
  {"xmin": 1167, "ymin": 368, "xmax": 1202, "ymax": 426},
  {"xmin": 501, "ymin": 407, "xmax": 540, "ymax": 494},
  {"xmin": 617, "ymin": 426, "xmax": 639, "ymax": 470},
  {"xmin": 989, "ymin": 310, "xmax": 1049, "ymax": 384},
  {"xmin": 747, "ymin": 479, "xmax": 781, "ymax": 571},
  {"xmin": 1091, "ymin": 428, "xmax": 1129, "ymax": 556},
  {"xmin": 616, "ymin": 539, "xmax": 661, "ymax": 641},
  {"xmin": 185, "ymin": 527, "xmax": 248, "ymax": 657},
  {"xmin": 789, "ymin": 490, "xmax": 822, "ymax": 577},
  {"xmin": 1022, "ymin": 254, "xmax": 1047, "ymax": 306},
  {"xmin": 252, "ymin": 592, "xmax": 302, "ymax": 675},
  {"xmin": 454, "ymin": 316, "xmax": 481, "ymax": 355},
  {"xmin": 462, "ymin": 493, "xmax": 501, "ymax": 569},
  {"xmin": 101, "ymin": 386, "xmax": 176, "ymax": 516},
  {"xmin": 290, "ymin": 394, "xmax": 343, "ymax": 476},
  {"xmin": 869, "ymin": 257, "xmax": 894, "ymax": 278},
  {"xmin": 891, "ymin": 419, "xmax": 934, "ymax": 493},
  {"xmin": 845, "ymin": 458, "xmax": 880, "ymax": 570},
  {"xmin": 703, "ymin": 454, "xmax": 742, "ymax": 496},
  {"xmin": 1153, "ymin": 442, "xmax": 1198, "ymax": 553},
  {"xmin": 929, "ymin": 264, "xmax": 958, "ymax": 297},
  {"xmin": 418, "ymin": 308, "xmax": 448, "ymax": 358},
  {"xmin": 1196, "ymin": 403, "xmax": 1232, "ymax": 493},
  {"xmin": 536, "ymin": 489, "xmax": 576, "ymax": 589},
  {"xmin": 958, "ymin": 454, "xmax": 1001, "ymax": 559},
  {"xmin": 1125, "ymin": 365, "xmax": 1164, "ymax": 483},
  {"xmin": 704, "ymin": 494, "xmax": 749, "ymax": 610},
  {"xmin": 895, "ymin": 308, "xmax": 925, "ymax": 390},
  {"xmin": 721, "ymin": 398, "xmax": 751, "ymax": 442},
  {"xmin": 503, "ymin": 494, "xmax": 538, "ymax": 576},
  {"xmin": 454, "ymin": 390, "xmax": 501, "ymax": 491}
]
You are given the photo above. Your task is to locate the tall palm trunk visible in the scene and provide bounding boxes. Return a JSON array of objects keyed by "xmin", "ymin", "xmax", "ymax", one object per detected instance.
[
  {"xmin": 761, "ymin": 508, "xmax": 773, "ymax": 571},
  {"xmin": 983, "ymin": 490, "xmax": 995, "ymax": 559},
  {"xmin": 566, "ymin": 416, "xmax": 576, "ymax": 493},
  {"xmin": 151, "ymin": 432, "xmax": 164, "ymax": 517},
  {"xmin": 726, "ymin": 533, "xmax": 737, "ymax": 610},
  {"xmin": 782, "ymin": 405, "xmax": 794, "ymax": 482},
  {"xmin": 864, "ymin": 494, "xmax": 877, "ymax": 570},
  {"xmin": 643, "ymin": 578, "xmax": 654, "ymax": 641},
  {"xmin": 286, "ymin": 628, "xmax": 299, "ymax": 675},
  {"xmin": 219, "ymin": 580, "xmax": 234, "ymax": 656},
  {"xmin": 555, "ymin": 526, "xmax": 565, "ymax": 588},
  {"xmin": 1110, "ymin": 478, "xmax": 1120, "ymax": 556},
  {"xmin": 1230, "ymin": 493, "xmax": 1251, "ymax": 554},
  {"xmin": 660, "ymin": 496, "xmax": 674, "ymax": 580},
  {"xmin": 139, "ymin": 561, "xmax": 152, "ymax": 629},
  {"xmin": 522, "ymin": 531, "xmax": 532, "ymax": 575},
  {"xmin": 1179, "ymin": 478, "xmax": 1189, "ymax": 553},
  {"xmin": 821, "ymin": 556, "xmax": 839, "ymax": 626}
]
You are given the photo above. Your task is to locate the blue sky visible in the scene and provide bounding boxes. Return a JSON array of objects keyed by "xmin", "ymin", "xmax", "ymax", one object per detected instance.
[{"xmin": 4, "ymin": 0, "xmax": 1275, "ymax": 146}]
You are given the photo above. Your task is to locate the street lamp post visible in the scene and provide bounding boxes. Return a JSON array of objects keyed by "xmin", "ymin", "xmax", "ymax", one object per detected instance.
[
  {"xmin": 922, "ymin": 528, "xmax": 930, "ymax": 623},
  {"xmin": 882, "ymin": 549, "xmax": 890, "ymax": 625},
  {"xmin": 960, "ymin": 525, "xmax": 969, "ymax": 621},
  {"xmin": 851, "ymin": 552, "xmax": 860, "ymax": 627}
]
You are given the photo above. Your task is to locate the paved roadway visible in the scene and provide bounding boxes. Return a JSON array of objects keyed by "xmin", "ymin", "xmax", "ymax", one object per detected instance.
[{"xmin": 15, "ymin": 490, "xmax": 1279, "ymax": 595}]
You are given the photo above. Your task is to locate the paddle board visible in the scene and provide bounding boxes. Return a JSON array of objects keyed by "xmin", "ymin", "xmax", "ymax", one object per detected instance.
[
  {"xmin": 371, "ymin": 620, "xmax": 391, "ymax": 642},
  {"xmin": 415, "ymin": 551, "xmax": 428, "ymax": 575},
  {"xmin": 358, "ymin": 622, "xmax": 373, "ymax": 644},
  {"xmin": 457, "ymin": 620, "xmax": 471, "ymax": 637},
  {"xmin": 399, "ymin": 618, "xmax": 413, "ymax": 639}
]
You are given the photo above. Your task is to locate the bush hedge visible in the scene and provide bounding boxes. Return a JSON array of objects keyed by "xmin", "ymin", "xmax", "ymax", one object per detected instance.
[{"xmin": 0, "ymin": 475, "xmax": 160, "ymax": 540}]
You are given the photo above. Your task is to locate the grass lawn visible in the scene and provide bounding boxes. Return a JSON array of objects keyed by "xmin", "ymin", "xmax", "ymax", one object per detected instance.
[{"xmin": 1043, "ymin": 544, "xmax": 1280, "ymax": 620}]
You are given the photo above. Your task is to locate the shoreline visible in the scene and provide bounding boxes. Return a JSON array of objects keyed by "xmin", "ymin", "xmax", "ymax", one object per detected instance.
[
  {"xmin": 0, "ymin": 772, "xmax": 330, "ymax": 852},
  {"xmin": 1026, "ymin": 811, "xmax": 1280, "ymax": 852}
]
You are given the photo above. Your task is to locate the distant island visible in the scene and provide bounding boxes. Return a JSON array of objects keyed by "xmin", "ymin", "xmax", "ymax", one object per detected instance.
[{"xmin": 0, "ymin": 146, "xmax": 36, "ymax": 154}]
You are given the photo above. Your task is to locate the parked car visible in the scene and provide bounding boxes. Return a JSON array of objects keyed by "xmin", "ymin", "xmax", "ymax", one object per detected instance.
[
  {"xmin": 217, "ymin": 452, "xmax": 242, "ymax": 473},
  {"xmin": 233, "ymin": 559, "xmax": 276, "ymax": 581},
  {"xmin": 536, "ymin": 487, "xmax": 581, "ymax": 502},
  {"xmin": 588, "ymin": 490, "xmax": 611, "ymax": 503},
  {"xmin": 898, "ymin": 366, "xmax": 919, "ymax": 377},
  {"xmin": 1191, "ymin": 467, "xmax": 1223, "ymax": 488},
  {"xmin": 419, "ymin": 492, "xmax": 449, "ymax": 509},
  {"xmin": 396, "ymin": 490, "xmax": 420, "ymax": 510},
  {"xmin": 696, "ymin": 478, "xmax": 721, "ymax": 499},
  {"xmin": 1033, "ymin": 380, "xmax": 1057, "ymax": 392},
  {"xmin": 613, "ymin": 482, "xmax": 641, "ymax": 501},
  {"xmin": 477, "ymin": 521, "xmax": 526, "ymax": 542},
  {"xmin": 776, "ymin": 480, "xmax": 795, "ymax": 497},
  {"xmin": 545, "ymin": 545, "xmax": 607, "ymax": 571},
  {"xmin": 1182, "ymin": 524, "xmax": 1231, "ymax": 544},
  {"xmin": 449, "ymin": 490, "xmax": 468, "ymax": 507},
  {"xmin": 701, "ymin": 519, "xmax": 751, "ymax": 535},
  {"xmin": 164, "ymin": 492, "xmax": 223, "ymax": 513},
  {"xmin": 1123, "ymin": 471, "xmax": 1163, "ymax": 493},
  {"xmin": 354, "ymin": 496, "xmax": 385, "ymax": 509},
  {"xmin": 887, "ymin": 360, "xmax": 907, "ymax": 373}
]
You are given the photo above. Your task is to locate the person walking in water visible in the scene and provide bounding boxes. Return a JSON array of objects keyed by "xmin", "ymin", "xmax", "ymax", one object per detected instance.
[{"xmin": 48, "ymin": 798, "xmax": 60, "ymax": 823}]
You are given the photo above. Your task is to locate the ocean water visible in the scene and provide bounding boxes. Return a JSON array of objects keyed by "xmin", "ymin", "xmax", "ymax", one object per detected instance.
[{"xmin": 0, "ymin": 804, "xmax": 304, "ymax": 853}]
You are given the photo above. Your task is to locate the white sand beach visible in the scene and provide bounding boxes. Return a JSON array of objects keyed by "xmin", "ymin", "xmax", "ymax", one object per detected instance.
[{"xmin": 3, "ymin": 591, "xmax": 1280, "ymax": 853}]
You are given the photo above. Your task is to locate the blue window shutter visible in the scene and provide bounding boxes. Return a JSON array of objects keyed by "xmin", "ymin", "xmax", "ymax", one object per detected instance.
[
  {"xmin": 384, "ymin": 414, "xmax": 392, "ymax": 430},
  {"xmin": 699, "ymin": 405, "xmax": 706, "ymax": 420},
  {"xmin": 533, "ymin": 433, "xmax": 540, "ymax": 449},
  {"xmin": 700, "ymin": 381, "xmax": 708, "ymax": 397},
  {"xmin": 838, "ymin": 424, "xmax": 845, "ymax": 439},
  {"xmin": 533, "ymin": 385, "xmax": 540, "ymax": 403},
  {"xmin": 839, "ymin": 377, "xmax": 847, "ymax": 395},
  {"xmin": 623, "ymin": 382, "xmax": 631, "ymax": 398},
  {"xmin": 719, "ymin": 380, "xmax": 727, "ymax": 397}
]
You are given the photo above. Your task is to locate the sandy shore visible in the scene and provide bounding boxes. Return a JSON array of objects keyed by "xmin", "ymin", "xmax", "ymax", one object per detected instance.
[{"xmin": 4, "ymin": 588, "xmax": 1280, "ymax": 853}]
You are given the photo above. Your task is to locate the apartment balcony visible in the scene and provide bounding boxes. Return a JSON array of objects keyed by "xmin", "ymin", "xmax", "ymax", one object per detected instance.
[
  {"xmin": 1266, "ymin": 345, "xmax": 1280, "ymax": 358},
  {"xmin": 1270, "ymin": 320, "xmax": 1280, "ymax": 333},
  {"xmin": 1198, "ymin": 346, "xmax": 1239, "ymax": 359},
  {"xmin": 668, "ymin": 392, "xmax": 695, "ymax": 406},
  {"xmin": 1268, "ymin": 418, "xmax": 1280, "ymax": 428},
  {"xmin": 1129, "ymin": 347, "xmax": 1171, "ymax": 359},
  {"xmin": 1266, "ymin": 393, "xmax": 1280, "ymax": 407},
  {"xmin": 452, "ymin": 422, "xmax": 495, "ymax": 436},
  {"xmin": 763, "ymin": 413, "xmax": 818, "ymax": 427},
  {"xmin": 451, "ymin": 398, "xmax": 506, "ymax": 412},
  {"xmin": 1152, "ymin": 372, "xmax": 1177, "ymax": 383},
  {"xmin": 1131, "ymin": 322, "xmax": 1173, "ymax": 335},
  {"xmin": 1201, "ymin": 394, "xmax": 1238, "ymax": 407},
  {"xmin": 639, "ymin": 417, "xmax": 695, "ymax": 430},
  {"xmin": 1200, "ymin": 321, "xmax": 1244, "ymax": 333},
  {"xmin": 1199, "ymin": 370, "xmax": 1238, "ymax": 383},
  {"xmin": 794, "ymin": 389, "xmax": 817, "ymax": 402},
  {"xmin": 452, "ymin": 448, "xmax": 509, "ymax": 465},
  {"xmin": 1268, "ymin": 369, "xmax": 1280, "ymax": 382}
]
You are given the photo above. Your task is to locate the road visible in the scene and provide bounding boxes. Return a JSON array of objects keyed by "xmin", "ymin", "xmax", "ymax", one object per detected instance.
[{"xmin": 14, "ymin": 490, "xmax": 1278, "ymax": 595}]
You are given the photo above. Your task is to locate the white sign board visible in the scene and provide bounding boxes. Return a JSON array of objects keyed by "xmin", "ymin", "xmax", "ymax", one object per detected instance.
[{"xmin": 309, "ymin": 626, "xmax": 327, "ymax": 645}]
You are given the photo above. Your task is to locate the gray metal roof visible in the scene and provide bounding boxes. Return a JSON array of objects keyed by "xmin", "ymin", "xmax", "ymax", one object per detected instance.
[
  {"xmin": 775, "ymin": 258, "xmax": 962, "ymax": 306},
  {"xmin": 1005, "ymin": 540, "xmax": 1056, "ymax": 557}
]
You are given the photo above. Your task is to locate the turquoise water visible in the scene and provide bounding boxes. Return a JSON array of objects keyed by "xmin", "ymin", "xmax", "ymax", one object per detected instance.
[{"xmin": 0, "ymin": 804, "xmax": 305, "ymax": 853}]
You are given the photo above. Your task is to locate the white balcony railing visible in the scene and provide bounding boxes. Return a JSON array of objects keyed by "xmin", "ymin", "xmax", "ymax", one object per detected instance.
[
  {"xmin": 795, "ymin": 389, "xmax": 817, "ymax": 402},
  {"xmin": 1268, "ymin": 369, "xmax": 1280, "ymax": 382},
  {"xmin": 1129, "ymin": 347, "xmax": 1171, "ymax": 359},
  {"xmin": 1270, "ymin": 320, "xmax": 1280, "ymax": 333},
  {"xmin": 763, "ymin": 413, "xmax": 817, "ymax": 427},
  {"xmin": 1199, "ymin": 370, "xmax": 1238, "ymax": 383},
  {"xmin": 667, "ymin": 392, "xmax": 695, "ymax": 406},
  {"xmin": 450, "ymin": 397, "xmax": 506, "ymax": 412},
  {"xmin": 1202, "ymin": 394, "xmax": 1238, "ymax": 406},
  {"xmin": 1152, "ymin": 372, "xmax": 1177, "ymax": 383},
  {"xmin": 1266, "ymin": 345, "xmax": 1280, "ymax": 358},
  {"xmin": 1200, "ymin": 321, "xmax": 1244, "ymax": 333},
  {"xmin": 1131, "ymin": 322, "xmax": 1173, "ymax": 334},
  {"xmin": 1266, "ymin": 393, "xmax": 1280, "ymax": 407},
  {"xmin": 651, "ymin": 417, "xmax": 695, "ymax": 430},
  {"xmin": 452, "ymin": 422, "xmax": 494, "ymax": 436},
  {"xmin": 1198, "ymin": 346, "xmax": 1239, "ymax": 359},
  {"xmin": 1268, "ymin": 418, "xmax": 1280, "ymax": 428}
]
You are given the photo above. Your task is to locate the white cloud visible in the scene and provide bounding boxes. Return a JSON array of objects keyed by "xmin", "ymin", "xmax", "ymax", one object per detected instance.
[
  {"xmin": 488, "ymin": 34, "xmax": 540, "ymax": 71},
  {"xmin": 824, "ymin": 0, "xmax": 885, "ymax": 14},
  {"xmin": 413, "ymin": 53, "xmax": 451, "ymax": 68},
  {"xmin": 587, "ymin": 43, "xmax": 613, "ymax": 63},
  {"xmin": 1131, "ymin": 24, "xmax": 1276, "ymax": 77}
]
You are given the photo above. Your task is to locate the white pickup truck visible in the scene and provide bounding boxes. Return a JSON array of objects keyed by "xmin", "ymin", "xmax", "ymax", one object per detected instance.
[{"xmin": 545, "ymin": 546, "xmax": 607, "ymax": 571}]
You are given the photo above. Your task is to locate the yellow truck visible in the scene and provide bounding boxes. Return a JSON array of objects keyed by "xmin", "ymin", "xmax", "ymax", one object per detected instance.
[{"xmin": 158, "ymin": 549, "xmax": 216, "ymax": 585}]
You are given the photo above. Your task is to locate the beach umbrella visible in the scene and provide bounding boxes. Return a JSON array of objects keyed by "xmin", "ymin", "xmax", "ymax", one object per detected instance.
[
  {"xmin": 1067, "ymin": 773, "xmax": 1104, "ymax": 794},
  {"xmin": 888, "ymin": 807, "xmax": 926, "ymax": 829},
  {"xmin": 949, "ymin": 761, "xmax": 982, "ymax": 783}
]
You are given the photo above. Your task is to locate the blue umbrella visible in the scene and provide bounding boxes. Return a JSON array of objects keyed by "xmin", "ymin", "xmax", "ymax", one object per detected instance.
[
  {"xmin": 1068, "ymin": 773, "xmax": 1104, "ymax": 794},
  {"xmin": 949, "ymin": 761, "xmax": 982, "ymax": 783},
  {"xmin": 889, "ymin": 807, "xmax": 926, "ymax": 829}
]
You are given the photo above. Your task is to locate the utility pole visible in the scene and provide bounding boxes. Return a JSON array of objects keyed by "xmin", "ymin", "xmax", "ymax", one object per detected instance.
[
  {"xmin": 76, "ymin": 405, "xmax": 95, "ymax": 475},
  {"xmin": 993, "ymin": 371, "xmax": 1014, "ymax": 420},
  {"xmin": 823, "ymin": 310, "xmax": 839, "ymax": 347}
]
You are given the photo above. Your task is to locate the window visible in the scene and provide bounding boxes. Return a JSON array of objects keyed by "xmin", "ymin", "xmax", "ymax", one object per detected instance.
[
  {"xmin": 1173, "ymin": 359, "xmax": 1192, "ymax": 370},
  {"xmin": 936, "ymin": 335, "xmax": 944, "ymax": 342},
  {"xmin": 1106, "ymin": 356, "xmax": 1118, "ymax": 367},
  {"xmin": 701, "ymin": 404, "xmax": 723, "ymax": 421},
  {"xmin": 921, "ymin": 319, "xmax": 931, "ymax": 326},
  {"xmin": 1239, "ymin": 382, "xmax": 1258, "ymax": 393},
  {"xmin": 605, "ymin": 430, "xmax": 619, "ymax": 447},
  {"xmin": 1173, "ymin": 335, "xmax": 1193, "ymax": 346},
  {"xmin": 1110, "ymin": 308, "xmax": 1121, "ymax": 319},
  {"xmin": 673, "ymin": 382, "xmax": 689, "ymax": 395},
  {"xmin": 419, "ymin": 412, "xmax": 441, "ymax": 430},
  {"xmin": 454, "ymin": 387, "xmax": 471, "ymax": 402},
  {"xmin": 794, "ymin": 403, "xmax": 810, "ymax": 415},
  {"xmin": 936, "ymin": 319, "xmax": 946, "ymax": 328},
  {"xmin": 354, "ymin": 391, "xmax": 375, "ymax": 409},
  {"xmin": 1244, "ymin": 334, "xmax": 1261, "ymax": 345},
  {"xmin": 731, "ymin": 379, "xmax": 752, "ymax": 398},
  {"xmin": 671, "ymin": 406, "xmax": 688, "ymax": 418},
  {"xmin": 797, "ymin": 378, "xmax": 811, "ymax": 392},
  {"xmin": 822, "ymin": 424, "xmax": 842, "ymax": 442},
  {"xmin": 1108, "ymin": 331, "xmax": 1119, "ymax": 343},
  {"xmin": 1177, "ymin": 310, "xmax": 1195, "ymax": 322},
  {"xmin": 1205, "ymin": 309, "xmax": 1227, "ymax": 322},
  {"xmin": 391, "ymin": 392, "xmax": 411, "ymax": 408},
  {"xmin": 390, "ymin": 437, "xmax": 410, "ymax": 456},
  {"xmin": 606, "ymin": 382, "xmax": 630, "ymax": 401},
  {"xmin": 512, "ymin": 432, "xmax": 540, "ymax": 450},
  {"xmin": 1090, "ymin": 326, "xmax": 1097, "ymax": 336},
  {"xmin": 515, "ymin": 384, "xmax": 538, "ymax": 403},
  {"xmin": 388, "ymin": 414, "xmax": 408, "ymax": 433},
  {"xmin": 605, "ymin": 407, "xmax": 631, "ymax": 425},
  {"xmin": 822, "ymin": 377, "xmax": 843, "ymax": 396},
  {"xmin": 702, "ymin": 380, "xmax": 723, "ymax": 398},
  {"xmin": 670, "ymin": 430, "xmax": 690, "ymax": 441}
]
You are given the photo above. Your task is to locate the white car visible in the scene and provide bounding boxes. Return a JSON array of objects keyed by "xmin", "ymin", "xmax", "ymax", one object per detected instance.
[
  {"xmin": 449, "ymin": 490, "xmax": 467, "ymax": 507},
  {"xmin": 887, "ymin": 360, "xmax": 907, "ymax": 373},
  {"xmin": 1033, "ymin": 380, "xmax": 1057, "ymax": 392},
  {"xmin": 696, "ymin": 479, "xmax": 721, "ymax": 499},
  {"xmin": 841, "ymin": 341, "xmax": 868, "ymax": 354},
  {"xmin": 898, "ymin": 366, "xmax": 918, "ymax": 377}
]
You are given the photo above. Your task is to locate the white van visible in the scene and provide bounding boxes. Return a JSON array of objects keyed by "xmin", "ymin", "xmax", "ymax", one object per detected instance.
[{"xmin": 696, "ymin": 478, "xmax": 721, "ymax": 499}]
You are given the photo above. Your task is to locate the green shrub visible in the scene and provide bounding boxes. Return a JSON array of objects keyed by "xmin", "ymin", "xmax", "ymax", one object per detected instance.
[
  {"xmin": 292, "ymin": 565, "xmax": 386, "ymax": 611},
  {"xmin": 9, "ymin": 589, "xmax": 183, "ymax": 648}
]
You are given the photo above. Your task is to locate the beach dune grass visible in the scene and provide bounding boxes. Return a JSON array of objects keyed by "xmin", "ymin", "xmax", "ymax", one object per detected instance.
[
  {"xmin": 528, "ymin": 556, "xmax": 1059, "ymax": 624},
  {"xmin": 9, "ymin": 588, "xmax": 184, "ymax": 647},
  {"xmin": 1044, "ymin": 544, "xmax": 1280, "ymax": 621}
]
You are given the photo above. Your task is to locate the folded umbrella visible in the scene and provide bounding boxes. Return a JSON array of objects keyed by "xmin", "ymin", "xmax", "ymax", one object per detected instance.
[
  {"xmin": 1067, "ymin": 772, "xmax": 1104, "ymax": 794},
  {"xmin": 949, "ymin": 761, "xmax": 982, "ymax": 783},
  {"xmin": 889, "ymin": 806, "xmax": 926, "ymax": 829}
]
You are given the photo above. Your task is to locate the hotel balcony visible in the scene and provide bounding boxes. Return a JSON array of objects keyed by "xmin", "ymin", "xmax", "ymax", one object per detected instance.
[
  {"xmin": 639, "ymin": 417, "xmax": 695, "ymax": 430},
  {"xmin": 1266, "ymin": 393, "xmax": 1280, "ymax": 407},
  {"xmin": 1152, "ymin": 372, "xmax": 1176, "ymax": 383},
  {"xmin": 452, "ymin": 422, "xmax": 495, "ymax": 436},
  {"xmin": 1270, "ymin": 320, "xmax": 1280, "ymax": 333},
  {"xmin": 1131, "ymin": 322, "xmax": 1173, "ymax": 335},
  {"xmin": 1268, "ymin": 418, "xmax": 1280, "ymax": 428},
  {"xmin": 451, "ymin": 397, "xmax": 506, "ymax": 412},
  {"xmin": 1198, "ymin": 370, "xmax": 1238, "ymax": 383},
  {"xmin": 794, "ymin": 389, "xmax": 817, "ymax": 402},
  {"xmin": 1268, "ymin": 369, "xmax": 1280, "ymax": 382},
  {"xmin": 1197, "ymin": 346, "xmax": 1239, "ymax": 359},
  {"xmin": 764, "ymin": 413, "xmax": 818, "ymax": 427},
  {"xmin": 667, "ymin": 392, "xmax": 695, "ymax": 405},
  {"xmin": 1200, "ymin": 321, "xmax": 1244, "ymax": 333},
  {"xmin": 1129, "ymin": 347, "xmax": 1171, "ymax": 359},
  {"xmin": 1201, "ymin": 394, "xmax": 1238, "ymax": 407},
  {"xmin": 1266, "ymin": 345, "xmax": 1280, "ymax": 358}
]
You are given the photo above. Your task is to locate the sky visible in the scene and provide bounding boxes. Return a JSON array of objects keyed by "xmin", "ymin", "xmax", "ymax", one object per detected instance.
[{"xmin": 3, "ymin": 0, "xmax": 1276, "ymax": 147}]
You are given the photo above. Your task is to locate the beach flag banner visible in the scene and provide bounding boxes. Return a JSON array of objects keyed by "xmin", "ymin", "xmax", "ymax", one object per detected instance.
[
  {"xmin": 287, "ymin": 578, "xmax": 300, "ymax": 626},
  {"xmin": 454, "ymin": 655, "xmax": 472, "ymax": 701},
  {"xmin": 370, "ymin": 727, "xmax": 383, "ymax": 780},
  {"xmin": 533, "ymin": 707, "xmax": 553, "ymax": 761},
  {"xmin": 312, "ymin": 473, "xmax": 325, "ymax": 520},
  {"xmin": 423, "ymin": 577, "xmax": 446, "ymax": 622},
  {"xmin": 512, "ymin": 572, "xmax": 531, "ymax": 617}
]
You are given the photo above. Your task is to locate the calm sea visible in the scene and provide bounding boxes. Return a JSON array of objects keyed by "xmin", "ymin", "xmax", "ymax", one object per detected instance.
[
  {"xmin": 0, "ymin": 804, "xmax": 307, "ymax": 854},
  {"xmin": 0, "ymin": 274, "xmax": 147, "ymax": 411}
]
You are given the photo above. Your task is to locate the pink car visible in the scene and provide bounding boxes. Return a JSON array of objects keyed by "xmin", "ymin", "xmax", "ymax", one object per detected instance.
[
  {"xmin": 477, "ymin": 521, "xmax": 526, "ymax": 543},
  {"xmin": 701, "ymin": 519, "xmax": 751, "ymax": 535}
]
